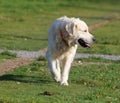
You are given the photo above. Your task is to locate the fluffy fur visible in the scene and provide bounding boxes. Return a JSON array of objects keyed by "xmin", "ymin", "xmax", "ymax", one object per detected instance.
[{"xmin": 46, "ymin": 16, "xmax": 95, "ymax": 86}]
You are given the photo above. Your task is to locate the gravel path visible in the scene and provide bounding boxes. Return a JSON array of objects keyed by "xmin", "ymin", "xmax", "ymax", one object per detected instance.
[
  {"xmin": 0, "ymin": 48, "xmax": 119, "ymax": 76},
  {"xmin": 75, "ymin": 53, "xmax": 120, "ymax": 60},
  {"xmin": 0, "ymin": 49, "xmax": 120, "ymax": 60}
]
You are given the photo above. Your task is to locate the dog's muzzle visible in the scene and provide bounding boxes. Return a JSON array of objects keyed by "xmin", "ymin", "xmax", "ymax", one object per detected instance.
[{"xmin": 78, "ymin": 39, "xmax": 91, "ymax": 48}]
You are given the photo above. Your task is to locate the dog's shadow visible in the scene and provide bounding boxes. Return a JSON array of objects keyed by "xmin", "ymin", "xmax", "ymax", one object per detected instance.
[{"xmin": 0, "ymin": 74, "xmax": 52, "ymax": 84}]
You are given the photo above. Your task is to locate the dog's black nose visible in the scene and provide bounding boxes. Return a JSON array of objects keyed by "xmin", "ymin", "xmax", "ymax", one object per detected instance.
[{"xmin": 92, "ymin": 38, "xmax": 95, "ymax": 42}]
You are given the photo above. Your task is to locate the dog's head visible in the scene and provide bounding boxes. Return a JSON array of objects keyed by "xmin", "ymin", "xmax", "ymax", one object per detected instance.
[{"xmin": 65, "ymin": 17, "xmax": 95, "ymax": 48}]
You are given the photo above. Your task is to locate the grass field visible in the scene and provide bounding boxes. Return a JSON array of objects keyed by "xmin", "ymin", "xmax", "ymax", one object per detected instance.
[
  {"xmin": 0, "ymin": 0, "xmax": 120, "ymax": 103},
  {"xmin": 0, "ymin": 58, "xmax": 120, "ymax": 103}
]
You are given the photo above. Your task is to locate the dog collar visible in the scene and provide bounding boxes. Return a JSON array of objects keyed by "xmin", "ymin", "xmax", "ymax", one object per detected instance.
[{"xmin": 59, "ymin": 30, "xmax": 69, "ymax": 46}]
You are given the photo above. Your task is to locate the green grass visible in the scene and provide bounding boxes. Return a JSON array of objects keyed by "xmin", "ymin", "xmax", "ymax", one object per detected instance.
[
  {"xmin": 0, "ymin": 51, "xmax": 16, "ymax": 63},
  {"xmin": 0, "ymin": 58, "xmax": 120, "ymax": 103},
  {"xmin": 0, "ymin": 0, "xmax": 120, "ymax": 55},
  {"xmin": 0, "ymin": 1, "xmax": 120, "ymax": 103}
]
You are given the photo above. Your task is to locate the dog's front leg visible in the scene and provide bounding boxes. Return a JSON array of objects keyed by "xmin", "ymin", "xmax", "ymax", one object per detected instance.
[{"xmin": 61, "ymin": 56, "xmax": 73, "ymax": 86}]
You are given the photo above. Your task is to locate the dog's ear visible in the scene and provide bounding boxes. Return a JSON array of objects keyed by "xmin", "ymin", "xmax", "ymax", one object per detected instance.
[{"xmin": 65, "ymin": 23, "xmax": 78, "ymax": 35}]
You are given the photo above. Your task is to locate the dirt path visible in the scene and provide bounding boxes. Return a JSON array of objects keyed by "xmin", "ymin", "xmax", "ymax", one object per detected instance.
[
  {"xmin": 0, "ymin": 58, "xmax": 32, "ymax": 76},
  {"xmin": 72, "ymin": 61, "xmax": 111, "ymax": 66},
  {"xmin": 0, "ymin": 15, "xmax": 120, "ymax": 76},
  {"xmin": 89, "ymin": 14, "xmax": 120, "ymax": 31}
]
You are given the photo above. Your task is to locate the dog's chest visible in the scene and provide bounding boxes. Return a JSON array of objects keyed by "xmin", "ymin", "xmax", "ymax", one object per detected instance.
[{"xmin": 53, "ymin": 44, "xmax": 77, "ymax": 59}]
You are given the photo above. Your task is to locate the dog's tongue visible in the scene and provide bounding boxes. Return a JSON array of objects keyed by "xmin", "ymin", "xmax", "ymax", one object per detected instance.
[{"xmin": 86, "ymin": 43, "xmax": 91, "ymax": 48}]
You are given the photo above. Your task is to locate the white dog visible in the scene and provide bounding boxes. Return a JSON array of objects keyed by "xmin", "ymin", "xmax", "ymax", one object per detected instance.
[{"xmin": 46, "ymin": 16, "xmax": 95, "ymax": 86}]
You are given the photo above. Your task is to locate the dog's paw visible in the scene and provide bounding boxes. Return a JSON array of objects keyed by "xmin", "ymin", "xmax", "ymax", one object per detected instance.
[
  {"xmin": 61, "ymin": 81, "xmax": 69, "ymax": 86},
  {"xmin": 54, "ymin": 77, "xmax": 61, "ymax": 83}
]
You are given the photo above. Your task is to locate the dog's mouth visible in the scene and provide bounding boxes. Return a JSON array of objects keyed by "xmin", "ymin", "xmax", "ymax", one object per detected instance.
[{"xmin": 78, "ymin": 39, "xmax": 91, "ymax": 48}]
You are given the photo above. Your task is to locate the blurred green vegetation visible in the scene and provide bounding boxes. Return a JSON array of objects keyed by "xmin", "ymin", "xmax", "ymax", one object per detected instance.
[{"xmin": 0, "ymin": 0, "xmax": 120, "ymax": 55}]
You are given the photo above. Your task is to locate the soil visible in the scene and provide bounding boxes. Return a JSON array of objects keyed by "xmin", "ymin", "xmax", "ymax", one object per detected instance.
[{"xmin": 0, "ymin": 58, "xmax": 32, "ymax": 76}]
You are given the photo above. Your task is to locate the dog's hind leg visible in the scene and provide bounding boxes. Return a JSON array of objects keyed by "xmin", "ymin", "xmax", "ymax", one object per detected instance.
[{"xmin": 46, "ymin": 52, "xmax": 61, "ymax": 82}]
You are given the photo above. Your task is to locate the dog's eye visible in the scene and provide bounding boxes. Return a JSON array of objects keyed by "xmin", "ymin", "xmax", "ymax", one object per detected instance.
[{"xmin": 84, "ymin": 30, "xmax": 87, "ymax": 32}]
